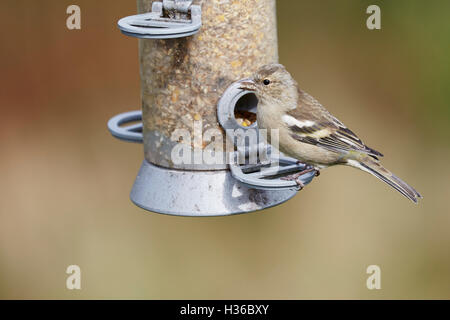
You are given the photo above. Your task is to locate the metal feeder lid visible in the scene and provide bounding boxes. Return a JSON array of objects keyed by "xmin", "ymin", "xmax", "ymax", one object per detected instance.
[{"xmin": 118, "ymin": 1, "xmax": 202, "ymax": 39}]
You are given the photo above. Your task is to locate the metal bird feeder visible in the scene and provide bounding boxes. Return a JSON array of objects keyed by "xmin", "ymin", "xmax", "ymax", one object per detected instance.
[{"xmin": 108, "ymin": 0, "xmax": 316, "ymax": 216}]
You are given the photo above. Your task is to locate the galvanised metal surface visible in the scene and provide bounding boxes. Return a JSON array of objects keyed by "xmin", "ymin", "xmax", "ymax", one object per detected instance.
[{"xmin": 130, "ymin": 160, "xmax": 298, "ymax": 217}]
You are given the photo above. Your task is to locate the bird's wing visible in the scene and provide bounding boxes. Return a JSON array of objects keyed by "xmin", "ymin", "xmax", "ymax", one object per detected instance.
[{"xmin": 284, "ymin": 89, "xmax": 383, "ymax": 158}]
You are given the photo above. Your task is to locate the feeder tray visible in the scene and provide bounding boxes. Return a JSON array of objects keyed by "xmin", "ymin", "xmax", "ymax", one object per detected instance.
[
  {"xmin": 108, "ymin": 110, "xmax": 301, "ymax": 216},
  {"xmin": 108, "ymin": 81, "xmax": 317, "ymax": 216}
]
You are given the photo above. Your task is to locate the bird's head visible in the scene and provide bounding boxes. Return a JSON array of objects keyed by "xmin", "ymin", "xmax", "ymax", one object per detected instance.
[{"xmin": 238, "ymin": 63, "xmax": 298, "ymax": 109}]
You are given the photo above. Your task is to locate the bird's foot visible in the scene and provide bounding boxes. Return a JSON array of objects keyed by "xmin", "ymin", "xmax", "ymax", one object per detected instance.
[
  {"xmin": 297, "ymin": 160, "xmax": 320, "ymax": 177},
  {"xmin": 281, "ymin": 167, "xmax": 316, "ymax": 189},
  {"xmin": 281, "ymin": 175, "xmax": 305, "ymax": 189}
]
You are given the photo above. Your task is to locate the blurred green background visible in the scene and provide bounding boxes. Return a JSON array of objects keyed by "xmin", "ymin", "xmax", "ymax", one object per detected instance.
[{"xmin": 0, "ymin": 0, "xmax": 449, "ymax": 299}]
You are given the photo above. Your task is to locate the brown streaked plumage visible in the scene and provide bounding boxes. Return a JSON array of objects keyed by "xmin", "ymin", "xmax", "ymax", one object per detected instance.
[{"xmin": 238, "ymin": 63, "xmax": 422, "ymax": 203}]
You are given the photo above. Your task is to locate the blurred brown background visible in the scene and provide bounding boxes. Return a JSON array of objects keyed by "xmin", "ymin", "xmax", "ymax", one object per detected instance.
[{"xmin": 0, "ymin": 0, "xmax": 449, "ymax": 299}]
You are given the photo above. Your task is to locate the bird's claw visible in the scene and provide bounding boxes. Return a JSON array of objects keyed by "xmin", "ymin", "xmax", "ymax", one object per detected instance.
[
  {"xmin": 295, "ymin": 178, "xmax": 305, "ymax": 189},
  {"xmin": 295, "ymin": 161, "xmax": 320, "ymax": 176},
  {"xmin": 281, "ymin": 175, "xmax": 305, "ymax": 190},
  {"xmin": 281, "ymin": 165, "xmax": 320, "ymax": 190}
]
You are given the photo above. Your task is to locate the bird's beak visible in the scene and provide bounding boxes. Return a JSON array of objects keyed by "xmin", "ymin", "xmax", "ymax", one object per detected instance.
[{"xmin": 238, "ymin": 78, "xmax": 257, "ymax": 92}]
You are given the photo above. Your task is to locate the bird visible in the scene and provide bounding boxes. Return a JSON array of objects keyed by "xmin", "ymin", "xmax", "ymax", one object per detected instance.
[{"xmin": 238, "ymin": 63, "xmax": 422, "ymax": 203}]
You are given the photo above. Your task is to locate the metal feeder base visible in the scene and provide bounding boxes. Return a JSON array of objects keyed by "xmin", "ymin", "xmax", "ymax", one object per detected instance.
[{"xmin": 130, "ymin": 160, "xmax": 298, "ymax": 217}]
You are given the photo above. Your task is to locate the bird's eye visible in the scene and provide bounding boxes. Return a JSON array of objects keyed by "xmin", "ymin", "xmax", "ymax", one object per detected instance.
[{"xmin": 263, "ymin": 79, "xmax": 271, "ymax": 85}]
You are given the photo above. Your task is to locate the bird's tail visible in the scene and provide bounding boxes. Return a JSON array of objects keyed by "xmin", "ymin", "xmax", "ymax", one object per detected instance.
[{"xmin": 346, "ymin": 157, "xmax": 422, "ymax": 203}]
